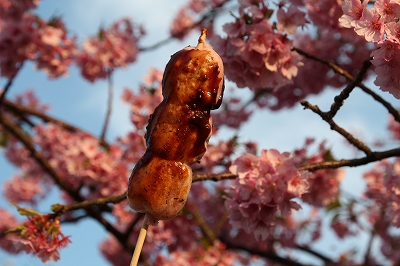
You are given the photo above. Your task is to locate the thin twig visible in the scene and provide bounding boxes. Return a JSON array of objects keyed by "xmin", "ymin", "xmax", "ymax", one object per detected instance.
[
  {"xmin": 298, "ymin": 147, "xmax": 400, "ymax": 171},
  {"xmin": 301, "ymin": 100, "xmax": 372, "ymax": 155},
  {"xmin": 358, "ymin": 85, "xmax": 400, "ymax": 124},
  {"xmin": 192, "ymin": 172, "xmax": 236, "ymax": 182},
  {"xmin": 138, "ymin": 1, "xmax": 230, "ymax": 52},
  {"xmin": 3, "ymin": 99, "xmax": 110, "ymax": 148},
  {"xmin": 0, "ymin": 65, "xmax": 23, "ymax": 106},
  {"xmin": 327, "ymin": 59, "xmax": 372, "ymax": 119},
  {"xmin": 187, "ymin": 201, "xmax": 216, "ymax": 243},
  {"xmin": 56, "ymin": 192, "xmax": 126, "ymax": 213},
  {"xmin": 295, "ymin": 244, "xmax": 333, "ymax": 264},
  {"xmin": 222, "ymin": 238, "xmax": 305, "ymax": 266},
  {"xmin": 0, "ymin": 78, "xmax": 14, "ymax": 106},
  {"xmin": 100, "ymin": 70, "xmax": 113, "ymax": 142},
  {"xmin": 293, "ymin": 47, "xmax": 400, "ymax": 123}
]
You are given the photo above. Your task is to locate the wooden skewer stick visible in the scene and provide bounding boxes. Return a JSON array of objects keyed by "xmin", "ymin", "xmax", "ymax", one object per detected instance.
[{"xmin": 130, "ymin": 214, "xmax": 149, "ymax": 266}]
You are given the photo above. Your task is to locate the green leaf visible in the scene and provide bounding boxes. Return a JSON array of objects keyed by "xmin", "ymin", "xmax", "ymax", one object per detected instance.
[
  {"xmin": 9, "ymin": 202, "xmax": 39, "ymax": 217},
  {"xmin": 51, "ymin": 203, "xmax": 64, "ymax": 213},
  {"xmin": 325, "ymin": 198, "xmax": 341, "ymax": 212},
  {"xmin": 0, "ymin": 132, "xmax": 8, "ymax": 147}
]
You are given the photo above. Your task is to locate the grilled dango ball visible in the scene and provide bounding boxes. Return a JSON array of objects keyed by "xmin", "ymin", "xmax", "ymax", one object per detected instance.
[{"xmin": 127, "ymin": 29, "xmax": 224, "ymax": 226}]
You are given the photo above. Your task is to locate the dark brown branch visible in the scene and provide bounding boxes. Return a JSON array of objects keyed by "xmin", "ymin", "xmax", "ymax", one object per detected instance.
[
  {"xmin": 222, "ymin": 239, "xmax": 305, "ymax": 266},
  {"xmin": 298, "ymin": 147, "xmax": 400, "ymax": 171},
  {"xmin": 100, "ymin": 70, "xmax": 113, "ymax": 142},
  {"xmin": 301, "ymin": 100, "xmax": 372, "ymax": 155},
  {"xmin": 0, "ymin": 78, "xmax": 14, "ymax": 106},
  {"xmin": 0, "ymin": 65, "xmax": 22, "ymax": 106},
  {"xmin": 293, "ymin": 47, "xmax": 354, "ymax": 80},
  {"xmin": 327, "ymin": 59, "xmax": 372, "ymax": 119},
  {"xmin": 293, "ymin": 47, "xmax": 400, "ymax": 123},
  {"xmin": 192, "ymin": 172, "xmax": 236, "ymax": 182},
  {"xmin": 55, "ymin": 192, "xmax": 126, "ymax": 213},
  {"xmin": 358, "ymin": 85, "xmax": 400, "ymax": 124},
  {"xmin": 295, "ymin": 244, "xmax": 333, "ymax": 264},
  {"xmin": 187, "ymin": 201, "xmax": 217, "ymax": 243},
  {"xmin": 3, "ymin": 99, "xmax": 110, "ymax": 148}
]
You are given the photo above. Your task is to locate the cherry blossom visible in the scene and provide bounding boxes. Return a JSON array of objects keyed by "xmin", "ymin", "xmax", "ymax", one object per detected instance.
[
  {"xmin": 0, "ymin": 208, "xmax": 20, "ymax": 254},
  {"xmin": 338, "ymin": 0, "xmax": 368, "ymax": 28},
  {"xmin": 385, "ymin": 21, "xmax": 400, "ymax": 43},
  {"xmin": 374, "ymin": 0, "xmax": 400, "ymax": 23},
  {"xmin": 0, "ymin": 11, "xmax": 76, "ymax": 79},
  {"xmin": 170, "ymin": 8, "xmax": 195, "ymax": 39},
  {"xmin": 122, "ymin": 68, "xmax": 163, "ymax": 131},
  {"xmin": 33, "ymin": 124, "xmax": 131, "ymax": 198},
  {"xmin": 354, "ymin": 7, "xmax": 385, "ymax": 42},
  {"xmin": 371, "ymin": 40, "xmax": 400, "ymax": 98},
  {"xmin": 3, "ymin": 175, "xmax": 43, "ymax": 204},
  {"xmin": 0, "ymin": 0, "xmax": 39, "ymax": 20},
  {"xmin": 76, "ymin": 18, "xmax": 143, "ymax": 82},
  {"xmin": 294, "ymin": 140, "xmax": 344, "ymax": 207},
  {"xmin": 212, "ymin": 2, "xmax": 304, "ymax": 91},
  {"xmin": 277, "ymin": 5, "xmax": 307, "ymax": 34},
  {"xmin": 225, "ymin": 149, "xmax": 309, "ymax": 241},
  {"xmin": 7, "ymin": 212, "xmax": 70, "ymax": 263}
]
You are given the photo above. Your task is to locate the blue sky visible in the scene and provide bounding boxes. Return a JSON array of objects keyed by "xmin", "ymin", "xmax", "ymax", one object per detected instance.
[{"xmin": 1, "ymin": 1, "xmax": 399, "ymax": 265}]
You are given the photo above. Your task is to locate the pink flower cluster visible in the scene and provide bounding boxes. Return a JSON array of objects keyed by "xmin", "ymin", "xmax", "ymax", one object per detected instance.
[
  {"xmin": 197, "ymin": 140, "xmax": 234, "ymax": 172},
  {"xmin": 225, "ymin": 149, "xmax": 309, "ymax": 241},
  {"xmin": 33, "ymin": 124, "xmax": 131, "ymax": 199},
  {"xmin": 211, "ymin": 1, "xmax": 304, "ymax": 91},
  {"xmin": 0, "ymin": 208, "xmax": 20, "ymax": 254},
  {"xmin": 9, "ymin": 213, "xmax": 71, "ymax": 263},
  {"xmin": 121, "ymin": 68, "xmax": 163, "ymax": 131},
  {"xmin": 245, "ymin": 0, "xmax": 373, "ymax": 110},
  {"xmin": 364, "ymin": 158, "xmax": 400, "ymax": 227},
  {"xmin": 211, "ymin": 93, "xmax": 252, "ymax": 130},
  {"xmin": 363, "ymin": 158, "xmax": 400, "ymax": 263},
  {"xmin": 294, "ymin": 139, "xmax": 344, "ymax": 207},
  {"xmin": 76, "ymin": 18, "xmax": 144, "ymax": 82},
  {"xmin": 0, "ymin": 0, "xmax": 39, "ymax": 20},
  {"xmin": 339, "ymin": 0, "xmax": 400, "ymax": 98},
  {"xmin": 0, "ymin": 12, "xmax": 76, "ymax": 79}
]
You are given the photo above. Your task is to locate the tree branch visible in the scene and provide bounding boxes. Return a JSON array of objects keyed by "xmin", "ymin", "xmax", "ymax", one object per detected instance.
[
  {"xmin": 0, "ymin": 64, "xmax": 23, "ymax": 106},
  {"xmin": 192, "ymin": 172, "xmax": 236, "ymax": 182},
  {"xmin": 54, "ymin": 192, "xmax": 126, "ymax": 213},
  {"xmin": 293, "ymin": 47, "xmax": 400, "ymax": 123},
  {"xmin": 187, "ymin": 201, "xmax": 217, "ymax": 244},
  {"xmin": 295, "ymin": 244, "xmax": 333, "ymax": 264},
  {"xmin": 326, "ymin": 59, "xmax": 372, "ymax": 119},
  {"xmin": 298, "ymin": 147, "xmax": 400, "ymax": 171},
  {"xmin": 2, "ymin": 99, "xmax": 110, "ymax": 148},
  {"xmin": 300, "ymin": 100, "xmax": 372, "ymax": 155},
  {"xmin": 100, "ymin": 70, "xmax": 113, "ymax": 142},
  {"xmin": 222, "ymin": 238, "xmax": 305, "ymax": 266}
]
